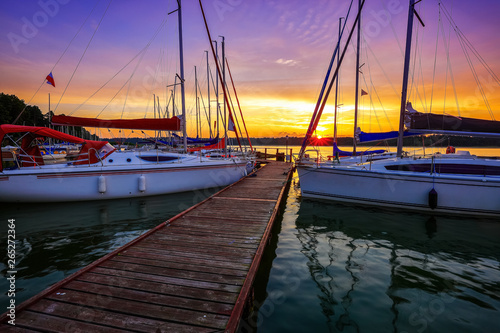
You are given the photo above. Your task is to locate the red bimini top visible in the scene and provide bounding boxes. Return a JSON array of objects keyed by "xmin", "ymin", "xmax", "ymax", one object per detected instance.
[
  {"xmin": 0, "ymin": 124, "xmax": 114, "ymax": 171},
  {"xmin": 51, "ymin": 115, "xmax": 181, "ymax": 131}
]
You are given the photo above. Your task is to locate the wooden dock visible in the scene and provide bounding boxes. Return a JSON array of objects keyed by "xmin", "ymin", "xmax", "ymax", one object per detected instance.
[{"xmin": 1, "ymin": 161, "xmax": 292, "ymax": 332}]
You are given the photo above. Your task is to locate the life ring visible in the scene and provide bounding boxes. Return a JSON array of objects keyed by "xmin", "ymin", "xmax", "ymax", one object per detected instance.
[{"xmin": 446, "ymin": 146, "xmax": 455, "ymax": 154}]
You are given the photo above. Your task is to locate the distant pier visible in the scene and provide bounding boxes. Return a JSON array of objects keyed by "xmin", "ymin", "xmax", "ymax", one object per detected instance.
[{"xmin": 0, "ymin": 160, "xmax": 292, "ymax": 332}]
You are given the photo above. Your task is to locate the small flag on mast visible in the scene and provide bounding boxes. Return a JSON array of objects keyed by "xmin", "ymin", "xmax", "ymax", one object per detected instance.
[
  {"xmin": 228, "ymin": 115, "xmax": 235, "ymax": 132},
  {"xmin": 361, "ymin": 89, "xmax": 368, "ymax": 96},
  {"xmin": 46, "ymin": 72, "xmax": 55, "ymax": 87}
]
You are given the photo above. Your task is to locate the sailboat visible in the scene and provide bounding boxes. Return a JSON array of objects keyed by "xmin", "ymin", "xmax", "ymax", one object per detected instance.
[
  {"xmin": 297, "ymin": 0, "xmax": 500, "ymax": 217},
  {"xmin": 0, "ymin": 0, "xmax": 249, "ymax": 203},
  {"xmin": 298, "ymin": 0, "xmax": 392, "ymax": 167}
]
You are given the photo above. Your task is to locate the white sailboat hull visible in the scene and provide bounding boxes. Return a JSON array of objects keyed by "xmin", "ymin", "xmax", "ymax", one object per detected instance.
[
  {"xmin": 298, "ymin": 158, "xmax": 500, "ymax": 217},
  {"xmin": 0, "ymin": 152, "xmax": 247, "ymax": 202}
]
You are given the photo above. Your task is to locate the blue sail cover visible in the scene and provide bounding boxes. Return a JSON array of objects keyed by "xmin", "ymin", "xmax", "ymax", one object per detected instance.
[
  {"xmin": 333, "ymin": 143, "xmax": 385, "ymax": 157},
  {"xmin": 358, "ymin": 131, "xmax": 419, "ymax": 143},
  {"xmin": 172, "ymin": 133, "xmax": 219, "ymax": 145}
]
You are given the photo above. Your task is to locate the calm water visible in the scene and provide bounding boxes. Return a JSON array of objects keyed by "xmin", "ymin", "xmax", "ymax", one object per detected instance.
[{"xmin": 1, "ymin": 147, "xmax": 500, "ymax": 332}]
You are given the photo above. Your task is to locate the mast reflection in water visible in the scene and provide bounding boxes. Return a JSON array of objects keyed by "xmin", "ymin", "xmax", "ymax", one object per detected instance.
[
  {"xmin": 249, "ymin": 172, "xmax": 500, "ymax": 332},
  {"xmin": 0, "ymin": 188, "xmax": 218, "ymax": 310}
]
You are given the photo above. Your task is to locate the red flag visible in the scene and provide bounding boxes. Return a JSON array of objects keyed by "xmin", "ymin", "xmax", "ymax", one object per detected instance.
[
  {"xmin": 46, "ymin": 72, "xmax": 55, "ymax": 87},
  {"xmin": 361, "ymin": 89, "xmax": 368, "ymax": 96}
]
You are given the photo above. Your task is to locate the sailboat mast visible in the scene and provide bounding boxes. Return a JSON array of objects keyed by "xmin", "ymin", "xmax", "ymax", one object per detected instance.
[
  {"xmin": 214, "ymin": 40, "xmax": 219, "ymax": 140},
  {"xmin": 157, "ymin": 95, "xmax": 161, "ymax": 139},
  {"xmin": 172, "ymin": 77, "xmax": 176, "ymax": 117},
  {"xmin": 206, "ymin": 50, "xmax": 211, "ymax": 139},
  {"xmin": 48, "ymin": 93, "xmax": 53, "ymax": 147},
  {"xmin": 195, "ymin": 65, "xmax": 199, "ymax": 138},
  {"xmin": 352, "ymin": 0, "xmax": 362, "ymax": 156},
  {"xmin": 199, "ymin": 0, "xmax": 242, "ymax": 152},
  {"xmin": 333, "ymin": 17, "xmax": 342, "ymax": 147},
  {"xmin": 397, "ymin": 0, "xmax": 416, "ymax": 157},
  {"xmin": 177, "ymin": 0, "xmax": 187, "ymax": 153},
  {"xmin": 220, "ymin": 35, "xmax": 227, "ymax": 156},
  {"xmin": 226, "ymin": 58, "xmax": 253, "ymax": 151},
  {"xmin": 154, "ymin": 93, "xmax": 157, "ymax": 140},
  {"xmin": 48, "ymin": 93, "xmax": 51, "ymax": 129}
]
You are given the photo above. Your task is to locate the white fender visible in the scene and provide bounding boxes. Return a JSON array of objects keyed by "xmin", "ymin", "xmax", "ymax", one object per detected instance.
[
  {"xmin": 138, "ymin": 175, "xmax": 146, "ymax": 192},
  {"xmin": 98, "ymin": 175, "xmax": 106, "ymax": 193}
]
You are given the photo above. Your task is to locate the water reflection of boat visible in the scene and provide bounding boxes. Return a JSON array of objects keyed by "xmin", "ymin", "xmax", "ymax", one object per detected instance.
[
  {"xmin": 294, "ymin": 198, "xmax": 500, "ymax": 331},
  {"xmin": 0, "ymin": 189, "xmax": 217, "ymax": 309}
]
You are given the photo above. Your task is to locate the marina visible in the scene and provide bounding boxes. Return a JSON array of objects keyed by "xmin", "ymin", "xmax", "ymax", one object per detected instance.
[
  {"xmin": 2, "ymin": 0, "xmax": 500, "ymax": 331},
  {"xmin": 0, "ymin": 160, "xmax": 292, "ymax": 332},
  {"xmin": 1, "ymin": 152, "xmax": 499, "ymax": 332}
]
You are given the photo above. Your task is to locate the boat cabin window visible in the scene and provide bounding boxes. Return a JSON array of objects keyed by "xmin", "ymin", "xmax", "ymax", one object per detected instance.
[
  {"xmin": 138, "ymin": 156, "xmax": 179, "ymax": 162},
  {"xmin": 384, "ymin": 163, "xmax": 500, "ymax": 176}
]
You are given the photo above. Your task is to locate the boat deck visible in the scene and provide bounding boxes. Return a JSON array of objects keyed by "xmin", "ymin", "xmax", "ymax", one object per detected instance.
[{"xmin": 0, "ymin": 161, "xmax": 292, "ymax": 332}]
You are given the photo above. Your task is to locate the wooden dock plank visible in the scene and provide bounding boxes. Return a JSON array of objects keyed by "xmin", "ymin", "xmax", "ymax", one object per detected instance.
[
  {"xmin": 178, "ymin": 214, "xmax": 270, "ymax": 224},
  {"xmin": 160, "ymin": 224, "xmax": 263, "ymax": 241},
  {"xmin": 43, "ymin": 290, "xmax": 229, "ymax": 329},
  {"xmin": 77, "ymin": 272, "xmax": 239, "ymax": 304},
  {"xmin": 135, "ymin": 239, "xmax": 257, "ymax": 259},
  {"xmin": 120, "ymin": 248, "xmax": 251, "ymax": 271},
  {"xmin": 146, "ymin": 232, "xmax": 260, "ymax": 249},
  {"xmin": 218, "ymin": 182, "xmax": 286, "ymax": 200},
  {"xmin": 13, "ymin": 311, "xmax": 129, "ymax": 332},
  {"xmin": 0, "ymin": 324, "xmax": 39, "ymax": 332},
  {"xmin": 97, "ymin": 260, "xmax": 246, "ymax": 285},
  {"xmin": 129, "ymin": 244, "xmax": 254, "ymax": 265},
  {"xmin": 0, "ymin": 161, "xmax": 292, "ymax": 332},
  {"xmin": 110, "ymin": 254, "xmax": 248, "ymax": 277},
  {"xmin": 28, "ymin": 299, "xmax": 211, "ymax": 333},
  {"xmin": 64, "ymin": 280, "xmax": 234, "ymax": 314},
  {"xmin": 89, "ymin": 266, "xmax": 242, "ymax": 293},
  {"xmin": 142, "ymin": 236, "xmax": 259, "ymax": 253}
]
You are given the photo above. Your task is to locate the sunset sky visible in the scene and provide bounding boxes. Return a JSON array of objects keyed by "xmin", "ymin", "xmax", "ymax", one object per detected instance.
[{"xmin": 1, "ymin": 0, "xmax": 500, "ymax": 139}]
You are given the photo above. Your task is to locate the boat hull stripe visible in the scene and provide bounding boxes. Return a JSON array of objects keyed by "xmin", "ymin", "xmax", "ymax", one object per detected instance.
[{"xmin": 30, "ymin": 163, "xmax": 247, "ymax": 179}]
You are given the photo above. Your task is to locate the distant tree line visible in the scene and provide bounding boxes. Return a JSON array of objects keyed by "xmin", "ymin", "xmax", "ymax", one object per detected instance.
[
  {"xmin": 0, "ymin": 93, "xmax": 97, "ymax": 140},
  {"xmin": 0, "ymin": 93, "xmax": 48, "ymax": 126}
]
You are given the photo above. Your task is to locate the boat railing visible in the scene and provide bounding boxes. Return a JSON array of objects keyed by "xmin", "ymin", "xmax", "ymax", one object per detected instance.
[
  {"xmin": 88, "ymin": 148, "xmax": 104, "ymax": 167},
  {"xmin": 294, "ymin": 149, "xmax": 321, "ymax": 166},
  {"xmin": 18, "ymin": 151, "xmax": 44, "ymax": 168},
  {"xmin": 68, "ymin": 149, "xmax": 104, "ymax": 167}
]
